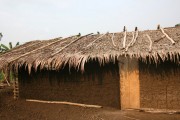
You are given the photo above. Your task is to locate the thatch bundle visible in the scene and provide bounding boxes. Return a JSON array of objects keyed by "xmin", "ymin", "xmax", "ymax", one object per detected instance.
[{"xmin": 0, "ymin": 26, "xmax": 179, "ymax": 73}]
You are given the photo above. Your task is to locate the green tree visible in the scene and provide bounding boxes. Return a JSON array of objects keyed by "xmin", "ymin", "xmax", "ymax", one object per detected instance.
[
  {"xmin": 0, "ymin": 42, "xmax": 19, "ymax": 52},
  {"xmin": 0, "ymin": 33, "xmax": 3, "ymax": 41},
  {"xmin": 175, "ymin": 23, "xmax": 180, "ymax": 27},
  {"xmin": 0, "ymin": 42, "xmax": 20, "ymax": 83}
]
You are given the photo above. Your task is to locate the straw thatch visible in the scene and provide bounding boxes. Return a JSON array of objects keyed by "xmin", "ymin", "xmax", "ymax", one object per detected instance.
[{"xmin": 0, "ymin": 26, "xmax": 180, "ymax": 73}]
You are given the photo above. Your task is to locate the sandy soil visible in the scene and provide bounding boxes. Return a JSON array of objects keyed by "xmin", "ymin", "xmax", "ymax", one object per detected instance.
[{"xmin": 0, "ymin": 87, "xmax": 180, "ymax": 120}]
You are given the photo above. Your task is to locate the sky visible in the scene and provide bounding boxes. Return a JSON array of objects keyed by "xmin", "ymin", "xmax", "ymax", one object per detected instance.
[{"xmin": 0, "ymin": 0, "xmax": 180, "ymax": 46}]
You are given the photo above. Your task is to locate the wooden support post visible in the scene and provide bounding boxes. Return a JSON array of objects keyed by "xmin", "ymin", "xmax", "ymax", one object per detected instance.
[
  {"xmin": 119, "ymin": 57, "xmax": 140, "ymax": 110},
  {"xmin": 6, "ymin": 67, "xmax": 10, "ymax": 84},
  {"xmin": 13, "ymin": 73, "xmax": 19, "ymax": 100}
]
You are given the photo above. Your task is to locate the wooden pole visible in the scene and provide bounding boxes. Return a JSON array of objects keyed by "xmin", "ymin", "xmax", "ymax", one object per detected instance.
[
  {"xmin": 86, "ymin": 33, "xmax": 106, "ymax": 48},
  {"xmin": 13, "ymin": 72, "xmax": 19, "ymax": 100},
  {"xmin": 52, "ymin": 33, "xmax": 94, "ymax": 56},
  {"xmin": 111, "ymin": 33, "xmax": 116, "ymax": 47},
  {"xmin": 145, "ymin": 34, "xmax": 153, "ymax": 52},
  {"xmin": 26, "ymin": 99, "xmax": 102, "ymax": 108},
  {"xmin": 125, "ymin": 27, "xmax": 139, "ymax": 52},
  {"xmin": 131, "ymin": 27, "xmax": 139, "ymax": 45},
  {"xmin": 160, "ymin": 27, "xmax": 175, "ymax": 45},
  {"xmin": 157, "ymin": 24, "xmax": 175, "ymax": 45},
  {"xmin": 122, "ymin": 26, "xmax": 127, "ymax": 48},
  {"xmin": 125, "ymin": 32, "xmax": 135, "ymax": 52},
  {"xmin": 2, "ymin": 70, "xmax": 10, "ymax": 86}
]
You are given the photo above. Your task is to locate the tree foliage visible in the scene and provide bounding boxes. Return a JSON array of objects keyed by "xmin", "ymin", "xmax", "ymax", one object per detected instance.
[
  {"xmin": 0, "ymin": 42, "xmax": 20, "ymax": 53},
  {"xmin": 0, "ymin": 40, "xmax": 20, "ymax": 82},
  {"xmin": 175, "ymin": 23, "xmax": 180, "ymax": 27}
]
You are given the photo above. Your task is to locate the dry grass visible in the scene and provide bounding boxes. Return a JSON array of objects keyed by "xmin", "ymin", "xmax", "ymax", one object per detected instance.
[{"xmin": 0, "ymin": 27, "xmax": 179, "ymax": 73}]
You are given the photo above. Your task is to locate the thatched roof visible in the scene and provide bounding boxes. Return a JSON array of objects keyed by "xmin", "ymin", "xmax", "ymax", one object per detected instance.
[{"xmin": 0, "ymin": 26, "xmax": 180, "ymax": 73}]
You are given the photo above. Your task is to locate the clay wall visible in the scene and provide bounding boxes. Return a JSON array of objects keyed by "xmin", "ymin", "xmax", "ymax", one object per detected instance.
[
  {"xmin": 18, "ymin": 61, "xmax": 120, "ymax": 108},
  {"xmin": 139, "ymin": 60, "xmax": 180, "ymax": 109}
]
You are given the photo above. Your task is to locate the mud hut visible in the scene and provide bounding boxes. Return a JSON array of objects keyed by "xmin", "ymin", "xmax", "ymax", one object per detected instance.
[{"xmin": 0, "ymin": 26, "xmax": 179, "ymax": 110}]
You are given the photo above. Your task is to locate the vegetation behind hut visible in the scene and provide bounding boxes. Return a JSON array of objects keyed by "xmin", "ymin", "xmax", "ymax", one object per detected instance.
[
  {"xmin": 0, "ymin": 39, "xmax": 20, "ymax": 83},
  {"xmin": 175, "ymin": 23, "xmax": 180, "ymax": 27}
]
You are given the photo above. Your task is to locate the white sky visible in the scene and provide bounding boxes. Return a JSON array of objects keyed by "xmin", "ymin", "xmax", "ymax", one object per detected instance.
[{"xmin": 0, "ymin": 0, "xmax": 180, "ymax": 46}]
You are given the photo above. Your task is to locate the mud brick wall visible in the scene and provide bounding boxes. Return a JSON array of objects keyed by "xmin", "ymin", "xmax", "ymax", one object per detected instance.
[
  {"xmin": 18, "ymin": 61, "xmax": 120, "ymax": 108},
  {"xmin": 139, "ymin": 61, "xmax": 180, "ymax": 109}
]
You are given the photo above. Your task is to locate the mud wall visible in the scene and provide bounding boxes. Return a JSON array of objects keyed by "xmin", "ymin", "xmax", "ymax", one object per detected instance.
[
  {"xmin": 18, "ymin": 61, "xmax": 120, "ymax": 108},
  {"xmin": 140, "ymin": 60, "xmax": 180, "ymax": 109}
]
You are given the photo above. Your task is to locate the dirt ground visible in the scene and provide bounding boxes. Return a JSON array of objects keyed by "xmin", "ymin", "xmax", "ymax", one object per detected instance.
[{"xmin": 0, "ymin": 87, "xmax": 180, "ymax": 120}]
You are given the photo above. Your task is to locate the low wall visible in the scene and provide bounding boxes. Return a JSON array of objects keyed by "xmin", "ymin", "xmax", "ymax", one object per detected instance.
[
  {"xmin": 140, "ymin": 60, "xmax": 180, "ymax": 109},
  {"xmin": 18, "ymin": 61, "xmax": 120, "ymax": 108}
]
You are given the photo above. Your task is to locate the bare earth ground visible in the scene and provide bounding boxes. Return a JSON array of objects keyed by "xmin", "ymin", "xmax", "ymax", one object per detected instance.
[{"xmin": 0, "ymin": 87, "xmax": 180, "ymax": 120}]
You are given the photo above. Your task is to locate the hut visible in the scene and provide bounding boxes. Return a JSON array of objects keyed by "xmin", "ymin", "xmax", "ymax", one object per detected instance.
[{"xmin": 0, "ymin": 26, "xmax": 179, "ymax": 110}]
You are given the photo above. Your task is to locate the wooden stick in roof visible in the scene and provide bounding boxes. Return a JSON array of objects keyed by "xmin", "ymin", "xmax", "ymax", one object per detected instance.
[
  {"xmin": 0, "ymin": 41, "xmax": 42, "ymax": 57},
  {"xmin": 125, "ymin": 32, "xmax": 135, "ymax": 52},
  {"xmin": 8, "ymin": 33, "xmax": 92, "ymax": 63},
  {"xmin": 154, "ymin": 35, "xmax": 166, "ymax": 43},
  {"xmin": 111, "ymin": 33, "xmax": 116, "ymax": 47},
  {"xmin": 8, "ymin": 37, "xmax": 65, "ymax": 63},
  {"xmin": 86, "ymin": 33, "xmax": 107, "ymax": 47},
  {"xmin": 125, "ymin": 27, "xmax": 139, "ymax": 52},
  {"xmin": 157, "ymin": 24, "xmax": 160, "ymax": 30},
  {"xmin": 122, "ymin": 26, "xmax": 127, "ymax": 48},
  {"xmin": 145, "ymin": 34, "xmax": 153, "ymax": 53},
  {"xmin": 131, "ymin": 27, "xmax": 139, "ymax": 45},
  {"xmin": 160, "ymin": 28, "xmax": 175, "ymax": 45},
  {"xmin": 75, "ymin": 33, "xmax": 106, "ymax": 54},
  {"xmin": 52, "ymin": 33, "xmax": 93, "ymax": 56},
  {"xmin": 157, "ymin": 24, "xmax": 175, "ymax": 45}
]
